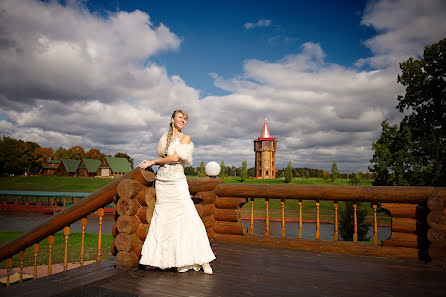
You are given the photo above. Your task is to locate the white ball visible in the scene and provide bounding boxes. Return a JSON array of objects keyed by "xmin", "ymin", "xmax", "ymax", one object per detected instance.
[{"xmin": 205, "ymin": 161, "xmax": 221, "ymax": 177}]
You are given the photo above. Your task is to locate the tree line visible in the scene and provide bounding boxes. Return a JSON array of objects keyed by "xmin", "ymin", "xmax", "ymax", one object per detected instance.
[{"xmin": 0, "ymin": 136, "xmax": 134, "ymax": 176}]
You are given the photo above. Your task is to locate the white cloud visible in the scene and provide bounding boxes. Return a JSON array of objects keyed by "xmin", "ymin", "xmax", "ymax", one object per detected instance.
[
  {"xmin": 244, "ymin": 19, "xmax": 272, "ymax": 29},
  {"xmin": 1, "ymin": 0, "xmax": 445, "ymax": 173}
]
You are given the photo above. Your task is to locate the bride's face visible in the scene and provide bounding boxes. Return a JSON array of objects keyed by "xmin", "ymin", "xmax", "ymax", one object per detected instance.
[{"xmin": 172, "ymin": 112, "xmax": 187, "ymax": 131}]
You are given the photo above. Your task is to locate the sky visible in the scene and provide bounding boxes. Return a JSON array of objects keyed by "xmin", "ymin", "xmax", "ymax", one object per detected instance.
[{"xmin": 0, "ymin": 0, "xmax": 445, "ymax": 173}]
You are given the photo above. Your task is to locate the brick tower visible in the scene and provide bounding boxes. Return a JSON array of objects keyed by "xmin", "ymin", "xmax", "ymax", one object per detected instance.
[{"xmin": 254, "ymin": 119, "xmax": 277, "ymax": 179}]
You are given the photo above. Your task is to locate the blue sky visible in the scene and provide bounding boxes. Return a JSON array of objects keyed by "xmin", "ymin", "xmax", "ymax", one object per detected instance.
[
  {"xmin": 86, "ymin": 0, "xmax": 375, "ymax": 97},
  {"xmin": 0, "ymin": 0, "xmax": 445, "ymax": 172}
]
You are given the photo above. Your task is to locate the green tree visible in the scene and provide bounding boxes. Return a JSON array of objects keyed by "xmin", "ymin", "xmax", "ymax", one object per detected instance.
[
  {"xmin": 184, "ymin": 166, "xmax": 196, "ymax": 176},
  {"xmin": 54, "ymin": 147, "xmax": 71, "ymax": 160},
  {"xmin": 86, "ymin": 148, "xmax": 105, "ymax": 161},
  {"xmin": 285, "ymin": 161, "xmax": 293, "ymax": 183},
  {"xmin": 114, "ymin": 152, "xmax": 134, "ymax": 168},
  {"xmin": 198, "ymin": 161, "xmax": 206, "ymax": 177},
  {"xmin": 68, "ymin": 146, "xmax": 85, "ymax": 160},
  {"xmin": 370, "ymin": 38, "xmax": 446, "ymax": 186},
  {"xmin": 330, "ymin": 161, "xmax": 338, "ymax": 183},
  {"xmin": 339, "ymin": 201, "xmax": 369, "ymax": 241},
  {"xmin": 219, "ymin": 160, "xmax": 226, "ymax": 178},
  {"xmin": 240, "ymin": 160, "xmax": 248, "ymax": 182}
]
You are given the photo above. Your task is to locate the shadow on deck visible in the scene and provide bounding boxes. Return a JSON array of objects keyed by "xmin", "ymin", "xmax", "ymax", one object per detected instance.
[{"xmin": 2, "ymin": 241, "xmax": 445, "ymax": 297}]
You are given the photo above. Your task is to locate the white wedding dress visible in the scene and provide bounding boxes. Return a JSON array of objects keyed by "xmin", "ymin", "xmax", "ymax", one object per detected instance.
[{"xmin": 139, "ymin": 135, "xmax": 215, "ymax": 270}]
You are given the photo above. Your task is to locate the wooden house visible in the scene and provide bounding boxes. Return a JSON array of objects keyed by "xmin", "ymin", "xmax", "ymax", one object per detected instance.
[
  {"xmin": 99, "ymin": 157, "xmax": 132, "ymax": 177},
  {"xmin": 77, "ymin": 159, "xmax": 101, "ymax": 177},
  {"xmin": 42, "ymin": 160, "xmax": 61, "ymax": 176},
  {"xmin": 58, "ymin": 159, "xmax": 81, "ymax": 176}
]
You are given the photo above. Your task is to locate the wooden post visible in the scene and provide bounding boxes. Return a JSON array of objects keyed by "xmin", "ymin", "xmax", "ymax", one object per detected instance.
[
  {"xmin": 19, "ymin": 250, "xmax": 25, "ymax": 283},
  {"xmin": 373, "ymin": 204, "xmax": 378, "ymax": 245},
  {"xmin": 80, "ymin": 217, "xmax": 87, "ymax": 266},
  {"xmin": 249, "ymin": 198, "xmax": 254, "ymax": 235},
  {"xmin": 6, "ymin": 258, "xmax": 12, "ymax": 287},
  {"xmin": 298, "ymin": 200, "xmax": 302, "ymax": 239},
  {"xmin": 353, "ymin": 203, "xmax": 358, "ymax": 243},
  {"xmin": 316, "ymin": 201, "xmax": 320, "ymax": 240},
  {"xmin": 334, "ymin": 202, "xmax": 338, "ymax": 241},
  {"xmin": 281, "ymin": 199, "xmax": 285, "ymax": 238},
  {"xmin": 33, "ymin": 243, "xmax": 39, "ymax": 279},
  {"xmin": 265, "ymin": 198, "xmax": 270, "ymax": 236},
  {"xmin": 63, "ymin": 226, "xmax": 70, "ymax": 271},
  {"xmin": 48, "ymin": 235, "xmax": 54, "ymax": 275},
  {"xmin": 97, "ymin": 208, "xmax": 104, "ymax": 262}
]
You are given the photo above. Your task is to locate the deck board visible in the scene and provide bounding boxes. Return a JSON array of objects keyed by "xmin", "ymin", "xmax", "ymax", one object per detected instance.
[{"xmin": 1, "ymin": 241, "xmax": 445, "ymax": 296}]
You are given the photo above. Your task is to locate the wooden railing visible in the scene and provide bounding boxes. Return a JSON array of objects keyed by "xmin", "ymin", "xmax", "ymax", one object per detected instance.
[
  {"xmin": 207, "ymin": 183, "xmax": 445, "ymax": 264},
  {"xmin": 0, "ymin": 168, "xmax": 155, "ymax": 287}
]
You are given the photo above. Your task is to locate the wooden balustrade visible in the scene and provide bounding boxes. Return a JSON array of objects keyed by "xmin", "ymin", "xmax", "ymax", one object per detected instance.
[{"xmin": 0, "ymin": 168, "xmax": 155, "ymax": 285}]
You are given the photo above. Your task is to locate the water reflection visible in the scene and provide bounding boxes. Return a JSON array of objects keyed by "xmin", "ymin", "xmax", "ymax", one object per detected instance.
[{"xmin": 0, "ymin": 211, "xmax": 391, "ymax": 241}]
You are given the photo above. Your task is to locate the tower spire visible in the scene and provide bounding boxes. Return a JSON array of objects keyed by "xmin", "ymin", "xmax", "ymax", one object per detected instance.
[{"xmin": 259, "ymin": 119, "xmax": 274, "ymax": 140}]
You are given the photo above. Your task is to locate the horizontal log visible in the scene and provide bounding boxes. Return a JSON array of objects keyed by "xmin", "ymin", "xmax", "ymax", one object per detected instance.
[
  {"xmin": 201, "ymin": 215, "xmax": 216, "ymax": 229},
  {"xmin": 214, "ymin": 197, "xmax": 246, "ymax": 209},
  {"xmin": 145, "ymin": 202, "xmax": 156, "ymax": 224},
  {"xmin": 427, "ymin": 190, "xmax": 446, "ymax": 211},
  {"xmin": 136, "ymin": 224, "xmax": 149, "ymax": 241},
  {"xmin": 382, "ymin": 232, "xmax": 418, "ymax": 248},
  {"xmin": 187, "ymin": 178, "xmax": 225, "ymax": 194},
  {"xmin": 427, "ymin": 210, "xmax": 446, "ymax": 231},
  {"xmin": 0, "ymin": 167, "xmax": 154, "ymax": 262},
  {"xmin": 117, "ymin": 215, "xmax": 141, "ymax": 234},
  {"xmin": 116, "ymin": 198, "xmax": 141, "ymax": 216},
  {"xmin": 381, "ymin": 203, "xmax": 417, "ymax": 218},
  {"xmin": 214, "ymin": 234, "xmax": 419, "ymax": 259},
  {"xmin": 112, "ymin": 222, "xmax": 118, "ymax": 238},
  {"xmin": 195, "ymin": 204, "xmax": 203, "ymax": 217},
  {"xmin": 428, "ymin": 228, "xmax": 446, "ymax": 243},
  {"xmin": 202, "ymin": 204, "xmax": 215, "ymax": 217},
  {"xmin": 214, "ymin": 208, "xmax": 241, "ymax": 222},
  {"xmin": 115, "ymin": 251, "xmax": 139, "ymax": 269},
  {"xmin": 428, "ymin": 245, "xmax": 446, "ymax": 265},
  {"xmin": 134, "ymin": 187, "xmax": 155, "ymax": 207},
  {"xmin": 392, "ymin": 218, "xmax": 417, "ymax": 234},
  {"xmin": 114, "ymin": 233, "xmax": 143, "ymax": 257},
  {"xmin": 145, "ymin": 189, "xmax": 156, "ymax": 209},
  {"xmin": 136, "ymin": 206, "xmax": 148, "ymax": 224},
  {"xmin": 213, "ymin": 221, "xmax": 246, "ymax": 236},
  {"xmin": 111, "ymin": 240, "xmax": 117, "ymax": 256},
  {"xmin": 118, "ymin": 178, "xmax": 150, "ymax": 200},
  {"xmin": 206, "ymin": 228, "xmax": 215, "ymax": 240},
  {"xmin": 214, "ymin": 184, "xmax": 441, "ymax": 203},
  {"xmin": 192, "ymin": 191, "xmax": 217, "ymax": 205}
]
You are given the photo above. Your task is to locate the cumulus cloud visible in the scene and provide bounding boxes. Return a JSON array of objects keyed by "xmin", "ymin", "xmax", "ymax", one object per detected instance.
[
  {"xmin": 1, "ymin": 0, "xmax": 445, "ymax": 173},
  {"xmin": 244, "ymin": 19, "xmax": 272, "ymax": 29},
  {"xmin": 357, "ymin": 0, "xmax": 446, "ymax": 68}
]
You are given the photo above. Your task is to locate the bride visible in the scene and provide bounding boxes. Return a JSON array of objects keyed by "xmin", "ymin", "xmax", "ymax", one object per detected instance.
[{"xmin": 138, "ymin": 110, "xmax": 215, "ymax": 274}]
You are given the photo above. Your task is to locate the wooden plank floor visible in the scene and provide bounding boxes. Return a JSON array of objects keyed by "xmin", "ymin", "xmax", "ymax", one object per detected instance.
[{"xmin": 2, "ymin": 241, "xmax": 446, "ymax": 297}]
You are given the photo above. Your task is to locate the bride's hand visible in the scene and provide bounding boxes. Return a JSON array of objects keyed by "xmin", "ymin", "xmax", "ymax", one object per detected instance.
[{"xmin": 138, "ymin": 160, "xmax": 155, "ymax": 169}]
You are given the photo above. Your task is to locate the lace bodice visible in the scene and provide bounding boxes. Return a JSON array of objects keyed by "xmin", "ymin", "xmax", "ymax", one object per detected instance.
[{"xmin": 156, "ymin": 136, "xmax": 186, "ymax": 181}]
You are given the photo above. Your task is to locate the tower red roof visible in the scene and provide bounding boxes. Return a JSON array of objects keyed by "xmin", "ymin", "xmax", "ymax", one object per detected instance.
[{"xmin": 258, "ymin": 119, "xmax": 276, "ymax": 141}]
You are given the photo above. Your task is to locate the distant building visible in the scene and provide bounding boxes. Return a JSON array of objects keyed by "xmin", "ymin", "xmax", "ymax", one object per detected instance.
[
  {"xmin": 42, "ymin": 160, "xmax": 61, "ymax": 176},
  {"xmin": 253, "ymin": 119, "xmax": 277, "ymax": 179},
  {"xmin": 99, "ymin": 157, "xmax": 132, "ymax": 177},
  {"xmin": 59, "ymin": 159, "xmax": 81, "ymax": 176},
  {"xmin": 78, "ymin": 159, "xmax": 101, "ymax": 177}
]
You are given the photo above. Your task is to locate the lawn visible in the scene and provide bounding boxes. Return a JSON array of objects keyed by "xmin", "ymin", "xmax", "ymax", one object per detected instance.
[
  {"xmin": 0, "ymin": 176, "xmax": 113, "ymax": 192},
  {"xmin": 0, "ymin": 231, "xmax": 114, "ymax": 268}
]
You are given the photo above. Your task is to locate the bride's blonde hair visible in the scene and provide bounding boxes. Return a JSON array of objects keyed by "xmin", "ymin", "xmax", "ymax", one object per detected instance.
[{"xmin": 165, "ymin": 110, "xmax": 188, "ymax": 155}]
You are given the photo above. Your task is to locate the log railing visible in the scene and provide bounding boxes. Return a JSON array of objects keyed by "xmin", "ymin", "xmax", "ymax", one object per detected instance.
[
  {"xmin": 0, "ymin": 168, "xmax": 155, "ymax": 286},
  {"xmin": 207, "ymin": 183, "xmax": 446, "ymax": 264}
]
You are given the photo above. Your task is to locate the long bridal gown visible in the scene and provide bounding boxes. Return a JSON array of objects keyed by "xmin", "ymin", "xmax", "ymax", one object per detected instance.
[{"xmin": 139, "ymin": 135, "xmax": 215, "ymax": 270}]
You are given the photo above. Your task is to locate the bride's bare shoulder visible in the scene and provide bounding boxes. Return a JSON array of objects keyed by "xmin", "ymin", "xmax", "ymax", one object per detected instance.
[{"xmin": 180, "ymin": 134, "xmax": 191, "ymax": 144}]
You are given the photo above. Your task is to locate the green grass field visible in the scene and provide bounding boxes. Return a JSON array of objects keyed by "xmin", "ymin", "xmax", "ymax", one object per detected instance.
[
  {"xmin": 0, "ymin": 176, "xmax": 113, "ymax": 192},
  {"xmin": 0, "ymin": 231, "xmax": 114, "ymax": 268}
]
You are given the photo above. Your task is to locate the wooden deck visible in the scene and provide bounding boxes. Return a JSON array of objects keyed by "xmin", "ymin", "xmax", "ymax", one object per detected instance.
[{"xmin": 2, "ymin": 241, "xmax": 445, "ymax": 297}]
